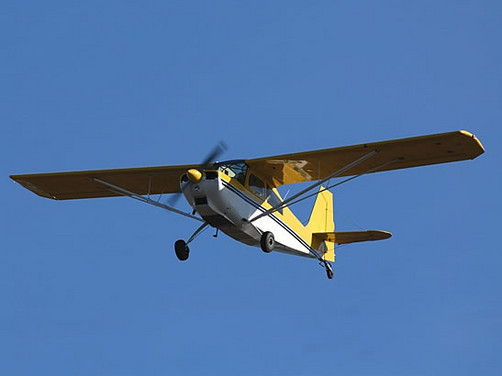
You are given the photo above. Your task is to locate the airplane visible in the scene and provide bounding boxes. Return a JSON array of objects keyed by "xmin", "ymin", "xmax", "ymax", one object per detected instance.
[{"xmin": 10, "ymin": 130, "xmax": 484, "ymax": 279}]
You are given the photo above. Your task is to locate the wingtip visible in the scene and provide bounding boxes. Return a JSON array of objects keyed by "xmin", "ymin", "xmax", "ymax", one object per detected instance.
[
  {"xmin": 10, "ymin": 177, "xmax": 56, "ymax": 199},
  {"xmin": 368, "ymin": 230, "xmax": 392, "ymax": 240},
  {"xmin": 459, "ymin": 130, "xmax": 485, "ymax": 155}
]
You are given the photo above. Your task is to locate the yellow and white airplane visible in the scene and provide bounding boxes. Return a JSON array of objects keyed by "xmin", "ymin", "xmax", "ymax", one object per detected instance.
[{"xmin": 10, "ymin": 130, "xmax": 484, "ymax": 279}]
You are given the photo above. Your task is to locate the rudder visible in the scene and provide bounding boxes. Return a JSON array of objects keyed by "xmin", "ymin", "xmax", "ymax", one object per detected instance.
[{"xmin": 306, "ymin": 187, "xmax": 335, "ymax": 262}]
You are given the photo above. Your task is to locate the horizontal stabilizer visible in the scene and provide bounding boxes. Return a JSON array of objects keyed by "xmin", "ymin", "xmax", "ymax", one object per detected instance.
[{"xmin": 312, "ymin": 230, "xmax": 392, "ymax": 245}]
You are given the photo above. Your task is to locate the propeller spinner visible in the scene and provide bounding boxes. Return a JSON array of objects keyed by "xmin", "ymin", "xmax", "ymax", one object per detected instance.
[{"xmin": 169, "ymin": 141, "xmax": 227, "ymax": 205}]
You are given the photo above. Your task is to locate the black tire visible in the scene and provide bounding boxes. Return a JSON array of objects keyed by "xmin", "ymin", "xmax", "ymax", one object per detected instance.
[
  {"xmin": 260, "ymin": 231, "xmax": 275, "ymax": 253},
  {"xmin": 175, "ymin": 239, "xmax": 190, "ymax": 261},
  {"xmin": 326, "ymin": 266, "xmax": 334, "ymax": 279}
]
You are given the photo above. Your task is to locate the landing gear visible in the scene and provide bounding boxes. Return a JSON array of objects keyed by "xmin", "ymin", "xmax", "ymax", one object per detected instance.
[
  {"xmin": 260, "ymin": 231, "xmax": 275, "ymax": 253},
  {"xmin": 174, "ymin": 222, "xmax": 209, "ymax": 261},
  {"xmin": 175, "ymin": 239, "xmax": 190, "ymax": 261},
  {"xmin": 324, "ymin": 260, "xmax": 334, "ymax": 279}
]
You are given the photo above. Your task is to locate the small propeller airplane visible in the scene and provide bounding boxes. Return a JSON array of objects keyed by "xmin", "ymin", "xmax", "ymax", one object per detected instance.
[{"xmin": 10, "ymin": 130, "xmax": 484, "ymax": 279}]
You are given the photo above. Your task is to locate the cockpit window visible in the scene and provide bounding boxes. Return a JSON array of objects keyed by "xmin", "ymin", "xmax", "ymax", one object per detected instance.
[
  {"xmin": 249, "ymin": 174, "xmax": 266, "ymax": 198},
  {"xmin": 216, "ymin": 162, "xmax": 247, "ymax": 185}
]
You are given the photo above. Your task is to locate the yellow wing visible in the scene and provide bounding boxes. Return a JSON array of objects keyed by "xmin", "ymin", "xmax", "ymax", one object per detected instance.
[
  {"xmin": 10, "ymin": 164, "xmax": 198, "ymax": 200},
  {"xmin": 11, "ymin": 130, "xmax": 484, "ymax": 200},
  {"xmin": 246, "ymin": 130, "xmax": 484, "ymax": 187}
]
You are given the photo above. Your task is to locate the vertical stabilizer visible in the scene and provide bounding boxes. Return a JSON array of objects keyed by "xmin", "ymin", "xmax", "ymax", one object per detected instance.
[{"xmin": 306, "ymin": 187, "xmax": 335, "ymax": 262}]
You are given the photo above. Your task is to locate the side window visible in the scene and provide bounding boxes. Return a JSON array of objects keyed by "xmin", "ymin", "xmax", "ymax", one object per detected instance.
[
  {"xmin": 234, "ymin": 170, "xmax": 246, "ymax": 186},
  {"xmin": 249, "ymin": 174, "xmax": 265, "ymax": 198}
]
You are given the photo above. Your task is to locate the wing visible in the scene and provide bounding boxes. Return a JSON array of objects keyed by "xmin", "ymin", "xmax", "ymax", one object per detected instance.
[
  {"xmin": 246, "ymin": 130, "xmax": 485, "ymax": 187},
  {"xmin": 10, "ymin": 164, "xmax": 198, "ymax": 200}
]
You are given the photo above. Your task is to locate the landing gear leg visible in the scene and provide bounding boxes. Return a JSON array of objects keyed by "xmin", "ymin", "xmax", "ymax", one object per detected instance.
[{"xmin": 174, "ymin": 222, "xmax": 209, "ymax": 261}]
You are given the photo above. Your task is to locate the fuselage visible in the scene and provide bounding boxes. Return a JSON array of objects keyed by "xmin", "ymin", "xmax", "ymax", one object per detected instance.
[{"xmin": 181, "ymin": 163, "xmax": 318, "ymax": 259}]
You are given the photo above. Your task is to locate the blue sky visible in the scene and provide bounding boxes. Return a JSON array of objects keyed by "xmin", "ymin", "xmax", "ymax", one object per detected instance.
[{"xmin": 1, "ymin": 1, "xmax": 501, "ymax": 375}]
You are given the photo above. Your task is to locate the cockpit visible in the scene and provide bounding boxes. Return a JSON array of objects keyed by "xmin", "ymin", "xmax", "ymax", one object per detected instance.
[
  {"xmin": 213, "ymin": 160, "xmax": 283, "ymax": 213},
  {"xmin": 214, "ymin": 161, "xmax": 248, "ymax": 185}
]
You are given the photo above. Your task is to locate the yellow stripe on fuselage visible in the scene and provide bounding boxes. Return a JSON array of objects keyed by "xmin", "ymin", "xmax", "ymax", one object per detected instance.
[{"xmin": 217, "ymin": 171, "xmax": 313, "ymax": 252}]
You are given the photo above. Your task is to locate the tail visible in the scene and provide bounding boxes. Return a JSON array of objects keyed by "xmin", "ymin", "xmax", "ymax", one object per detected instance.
[{"xmin": 306, "ymin": 187, "xmax": 335, "ymax": 262}]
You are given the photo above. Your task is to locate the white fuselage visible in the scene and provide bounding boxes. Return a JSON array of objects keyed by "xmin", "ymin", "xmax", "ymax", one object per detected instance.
[{"xmin": 182, "ymin": 174, "xmax": 316, "ymax": 259}]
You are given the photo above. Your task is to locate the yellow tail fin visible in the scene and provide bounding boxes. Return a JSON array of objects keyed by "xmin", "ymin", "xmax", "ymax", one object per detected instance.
[{"xmin": 306, "ymin": 187, "xmax": 335, "ymax": 262}]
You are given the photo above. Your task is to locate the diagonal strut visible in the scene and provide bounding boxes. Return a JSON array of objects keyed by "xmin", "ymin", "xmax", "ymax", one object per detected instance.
[
  {"xmin": 248, "ymin": 150, "xmax": 379, "ymax": 223},
  {"xmin": 93, "ymin": 178, "xmax": 204, "ymax": 222}
]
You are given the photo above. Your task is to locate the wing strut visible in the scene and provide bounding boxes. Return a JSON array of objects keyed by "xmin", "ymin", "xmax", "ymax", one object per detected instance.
[
  {"xmin": 279, "ymin": 158, "xmax": 398, "ymax": 210},
  {"xmin": 248, "ymin": 149, "xmax": 379, "ymax": 223},
  {"xmin": 93, "ymin": 178, "xmax": 204, "ymax": 222}
]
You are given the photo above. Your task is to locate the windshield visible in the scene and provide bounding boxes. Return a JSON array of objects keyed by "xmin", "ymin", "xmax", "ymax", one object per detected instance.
[{"xmin": 215, "ymin": 161, "xmax": 248, "ymax": 185}]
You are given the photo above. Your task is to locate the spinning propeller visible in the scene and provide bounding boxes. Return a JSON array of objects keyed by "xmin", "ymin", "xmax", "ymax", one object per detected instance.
[{"xmin": 168, "ymin": 141, "xmax": 227, "ymax": 206}]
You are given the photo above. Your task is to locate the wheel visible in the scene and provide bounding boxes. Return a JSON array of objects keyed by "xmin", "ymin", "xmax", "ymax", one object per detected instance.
[
  {"xmin": 260, "ymin": 231, "xmax": 275, "ymax": 253},
  {"xmin": 326, "ymin": 267, "xmax": 334, "ymax": 279},
  {"xmin": 175, "ymin": 239, "xmax": 190, "ymax": 261},
  {"xmin": 325, "ymin": 262, "xmax": 334, "ymax": 279}
]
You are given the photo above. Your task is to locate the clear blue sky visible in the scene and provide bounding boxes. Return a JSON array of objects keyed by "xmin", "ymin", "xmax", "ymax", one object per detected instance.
[{"xmin": 1, "ymin": 1, "xmax": 501, "ymax": 375}]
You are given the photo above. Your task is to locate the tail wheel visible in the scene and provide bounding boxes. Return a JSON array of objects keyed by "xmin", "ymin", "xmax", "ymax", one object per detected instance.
[
  {"xmin": 260, "ymin": 231, "xmax": 275, "ymax": 253},
  {"xmin": 175, "ymin": 239, "xmax": 190, "ymax": 261},
  {"xmin": 325, "ymin": 262, "xmax": 334, "ymax": 279}
]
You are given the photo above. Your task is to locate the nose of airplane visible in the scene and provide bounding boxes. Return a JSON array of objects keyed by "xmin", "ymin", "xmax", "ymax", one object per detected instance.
[{"xmin": 187, "ymin": 168, "xmax": 203, "ymax": 183}]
